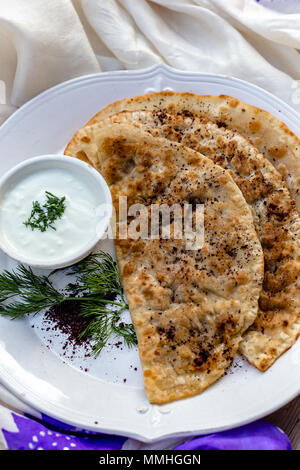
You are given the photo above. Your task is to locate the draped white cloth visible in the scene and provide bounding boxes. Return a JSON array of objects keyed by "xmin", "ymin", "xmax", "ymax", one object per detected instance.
[
  {"xmin": 0, "ymin": 0, "xmax": 299, "ymax": 126},
  {"xmin": 0, "ymin": 0, "xmax": 299, "ymax": 447}
]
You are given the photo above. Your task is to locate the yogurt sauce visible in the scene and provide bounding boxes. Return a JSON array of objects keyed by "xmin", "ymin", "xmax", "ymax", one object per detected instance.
[{"xmin": 0, "ymin": 166, "xmax": 101, "ymax": 264}]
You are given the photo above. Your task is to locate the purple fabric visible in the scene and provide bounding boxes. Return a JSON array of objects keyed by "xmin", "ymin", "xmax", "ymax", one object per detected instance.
[
  {"xmin": 1, "ymin": 412, "xmax": 291, "ymax": 450},
  {"xmin": 2, "ymin": 413, "xmax": 126, "ymax": 450},
  {"xmin": 174, "ymin": 420, "xmax": 291, "ymax": 450}
]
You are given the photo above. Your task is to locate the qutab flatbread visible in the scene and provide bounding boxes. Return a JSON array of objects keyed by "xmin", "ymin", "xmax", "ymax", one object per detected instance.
[
  {"xmin": 78, "ymin": 123, "xmax": 263, "ymax": 403},
  {"xmin": 65, "ymin": 110, "xmax": 300, "ymax": 371},
  {"xmin": 79, "ymin": 92, "xmax": 300, "ymax": 211}
]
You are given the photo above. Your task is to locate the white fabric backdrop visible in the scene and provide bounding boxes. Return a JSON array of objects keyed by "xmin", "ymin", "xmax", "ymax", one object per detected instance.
[{"xmin": 0, "ymin": 0, "xmax": 299, "ymax": 126}]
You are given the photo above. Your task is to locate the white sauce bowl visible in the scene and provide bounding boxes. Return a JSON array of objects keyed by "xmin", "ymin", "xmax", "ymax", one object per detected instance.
[{"xmin": 0, "ymin": 155, "xmax": 112, "ymax": 269}]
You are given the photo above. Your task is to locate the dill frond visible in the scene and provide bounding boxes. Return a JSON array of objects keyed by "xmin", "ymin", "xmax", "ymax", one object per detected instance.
[
  {"xmin": 23, "ymin": 191, "xmax": 66, "ymax": 232},
  {"xmin": 0, "ymin": 252, "xmax": 137, "ymax": 354}
]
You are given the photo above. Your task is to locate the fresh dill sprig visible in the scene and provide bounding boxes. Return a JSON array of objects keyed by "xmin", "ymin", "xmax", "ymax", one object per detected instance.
[
  {"xmin": 0, "ymin": 252, "xmax": 137, "ymax": 356},
  {"xmin": 66, "ymin": 252, "xmax": 124, "ymax": 298},
  {"xmin": 0, "ymin": 264, "xmax": 65, "ymax": 317},
  {"xmin": 23, "ymin": 191, "xmax": 66, "ymax": 232}
]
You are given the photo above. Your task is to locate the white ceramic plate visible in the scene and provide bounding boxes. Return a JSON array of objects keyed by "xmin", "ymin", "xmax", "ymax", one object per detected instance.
[{"xmin": 0, "ymin": 65, "xmax": 299, "ymax": 443}]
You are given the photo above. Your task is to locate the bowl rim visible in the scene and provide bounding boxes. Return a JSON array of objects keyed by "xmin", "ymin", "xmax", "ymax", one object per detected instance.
[{"xmin": 0, "ymin": 154, "xmax": 112, "ymax": 269}]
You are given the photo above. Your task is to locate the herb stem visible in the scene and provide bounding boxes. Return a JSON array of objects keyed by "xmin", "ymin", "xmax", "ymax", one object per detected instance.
[{"xmin": 62, "ymin": 296, "xmax": 128, "ymax": 308}]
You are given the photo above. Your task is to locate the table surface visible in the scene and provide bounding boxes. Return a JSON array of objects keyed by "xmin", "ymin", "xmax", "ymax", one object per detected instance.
[{"xmin": 268, "ymin": 395, "xmax": 300, "ymax": 450}]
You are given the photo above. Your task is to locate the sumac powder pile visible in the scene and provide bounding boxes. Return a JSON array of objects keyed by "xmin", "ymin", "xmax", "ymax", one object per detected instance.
[{"xmin": 43, "ymin": 299, "xmax": 92, "ymax": 356}]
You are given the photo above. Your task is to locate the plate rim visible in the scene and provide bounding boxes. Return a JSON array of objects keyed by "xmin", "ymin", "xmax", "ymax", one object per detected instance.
[
  {"xmin": 1, "ymin": 363, "xmax": 300, "ymax": 443},
  {"xmin": 1, "ymin": 64, "xmax": 299, "ymax": 137},
  {"xmin": 0, "ymin": 64, "xmax": 299, "ymax": 442}
]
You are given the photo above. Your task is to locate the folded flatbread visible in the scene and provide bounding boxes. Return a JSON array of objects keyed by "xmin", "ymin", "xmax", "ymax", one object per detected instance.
[
  {"xmin": 65, "ymin": 110, "xmax": 300, "ymax": 371},
  {"xmin": 74, "ymin": 123, "xmax": 263, "ymax": 403},
  {"xmin": 71, "ymin": 92, "xmax": 300, "ymax": 211}
]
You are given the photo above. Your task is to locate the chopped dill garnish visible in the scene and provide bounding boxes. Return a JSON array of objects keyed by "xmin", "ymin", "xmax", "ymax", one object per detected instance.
[
  {"xmin": 23, "ymin": 191, "xmax": 66, "ymax": 232},
  {"xmin": 0, "ymin": 252, "xmax": 137, "ymax": 356}
]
